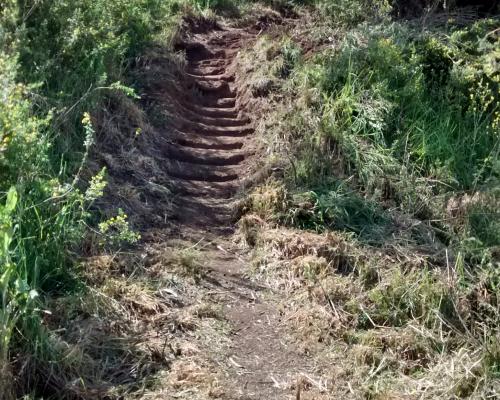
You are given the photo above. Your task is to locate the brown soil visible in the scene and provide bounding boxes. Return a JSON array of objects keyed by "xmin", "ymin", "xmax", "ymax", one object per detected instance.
[
  {"xmin": 167, "ymin": 26, "xmax": 254, "ymax": 233},
  {"xmin": 155, "ymin": 21, "xmax": 327, "ymax": 399}
]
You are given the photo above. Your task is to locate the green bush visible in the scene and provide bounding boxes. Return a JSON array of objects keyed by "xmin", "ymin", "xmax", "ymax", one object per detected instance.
[
  {"xmin": 418, "ymin": 37, "xmax": 454, "ymax": 87},
  {"xmin": 17, "ymin": 0, "xmax": 174, "ymax": 168},
  {"xmin": 286, "ymin": 185, "xmax": 390, "ymax": 242},
  {"xmin": 280, "ymin": 37, "xmax": 302, "ymax": 77},
  {"xmin": 264, "ymin": 14, "xmax": 500, "ymax": 280},
  {"xmin": 328, "ymin": 25, "xmax": 496, "ymax": 186},
  {"xmin": 364, "ymin": 268, "xmax": 447, "ymax": 327}
]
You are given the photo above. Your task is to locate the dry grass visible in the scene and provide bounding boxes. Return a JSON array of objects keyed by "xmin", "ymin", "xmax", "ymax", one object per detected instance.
[
  {"xmin": 17, "ymin": 229, "xmax": 234, "ymax": 399},
  {"xmin": 169, "ymin": 246, "xmax": 204, "ymax": 279},
  {"xmin": 238, "ymin": 216, "xmax": 500, "ymax": 398}
]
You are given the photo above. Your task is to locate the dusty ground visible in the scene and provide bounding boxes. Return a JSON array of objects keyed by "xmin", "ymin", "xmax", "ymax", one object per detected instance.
[{"xmin": 144, "ymin": 20, "xmax": 330, "ymax": 399}]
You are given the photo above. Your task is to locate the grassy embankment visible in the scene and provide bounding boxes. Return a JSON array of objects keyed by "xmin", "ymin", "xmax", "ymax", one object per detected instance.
[
  {"xmin": 0, "ymin": 0, "xmax": 228, "ymax": 397},
  {"xmin": 237, "ymin": 0, "xmax": 500, "ymax": 397}
]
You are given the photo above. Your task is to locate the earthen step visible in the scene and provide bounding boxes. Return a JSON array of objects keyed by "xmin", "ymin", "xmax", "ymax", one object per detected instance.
[
  {"xmin": 169, "ymin": 179, "xmax": 238, "ymax": 198},
  {"xmin": 171, "ymin": 196, "xmax": 235, "ymax": 224},
  {"xmin": 191, "ymin": 51, "xmax": 236, "ymax": 66},
  {"xmin": 177, "ymin": 123, "xmax": 253, "ymax": 137},
  {"xmin": 181, "ymin": 103, "xmax": 239, "ymax": 118},
  {"xmin": 175, "ymin": 195, "xmax": 235, "ymax": 212},
  {"xmin": 189, "ymin": 73, "xmax": 235, "ymax": 82},
  {"xmin": 175, "ymin": 136, "xmax": 244, "ymax": 151},
  {"xmin": 191, "ymin": 59, "xmax": 228, "ymax": 68},
  {"xmin": 175, "ymin": 104, "xmax": 248, "ymax": 126},
  {"xmin": 187, "ymin": 66, "xmax": 226, "ymax": 76},
  {"xmin": 193, "ymin": 115, "xmax": 250, "ymax": 127},
  {"xmin": 201, "ymin": 97, "xmax": 236, "ymax": 108},
  {"xmin": 209, "ymin": 35, "xmax": 245, "ymax": 45},
  {"xmin": 165, "ymin": 161, "xmax": 239, "ymax": 183},
  {"xmin": 209, "ymin": 37, "xmax": 241, "ymax": 46},
  {"xmin": 163, "ymin": 143, "xmax": 245, "ymax": 166},
  {"xmin": 195, "ymin": 80, "xmax": 235, "ymax": 96},
  {"xmin": 175, "ymin": 111, "xmax": 250, "ymax": 127}
]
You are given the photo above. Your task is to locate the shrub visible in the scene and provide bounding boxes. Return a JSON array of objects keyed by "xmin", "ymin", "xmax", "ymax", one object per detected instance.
[
  {"xmin": 418, "ymin": 37, "xmax": 454, "ymax": 87},
  {"xmin": 286, "ymin": 185, "xmax": 391, "ymax": 243}
]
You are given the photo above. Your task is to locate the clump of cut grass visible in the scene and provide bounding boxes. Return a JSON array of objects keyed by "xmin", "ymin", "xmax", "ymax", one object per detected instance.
[
  {"xmin": 292, "ymin": 255, "xmax": 330, "ymax": 282},
  {"xmin": 246, "ymin": 225, "xmax": 362, "ymax": 295},
  {"xmin": 170, "ymin": 245, "xmax": 205, "ymax": 280},
  {"xmin": 243, "ymin": 180, "xmax": 289, "ymax": 221}
]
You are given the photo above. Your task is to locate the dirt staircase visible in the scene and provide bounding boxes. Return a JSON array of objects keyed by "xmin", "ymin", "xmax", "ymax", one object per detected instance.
[
  {"xmin": 167, "ymin": 29, "xmax": 253, "ymax": 231},
  {"xmin": 160, "ymin": 26, "xmax": 322, "ymax": 399}
]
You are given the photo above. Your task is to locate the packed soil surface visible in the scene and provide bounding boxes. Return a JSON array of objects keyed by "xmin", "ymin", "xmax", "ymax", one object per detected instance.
[
  {"xmin": 160, "ymin": 23, "xmax": 328, "ymax": 399},
  {"xmin": 169, "ymin": 26, "xmax": 253, "ymax": 232}
]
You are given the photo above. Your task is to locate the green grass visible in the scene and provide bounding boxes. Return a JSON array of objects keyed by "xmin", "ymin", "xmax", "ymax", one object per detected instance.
[
  {"xmin": 0, "ymin": 0, "xmax": 189, "ymax": 396},
  {"xmin": 299, "ymin": 20, "xmax": 498, "ymax": 189},
  {"xmin": 238, "ymin": 3, "xmax": 499, "ymax": 397},
  {"xmin": 276, "ymin": 16, "xmax": 499, "ymax": 251},
  {"xmin": 286, "ymin": 184, "xmax": 391, "ymax": 242}
]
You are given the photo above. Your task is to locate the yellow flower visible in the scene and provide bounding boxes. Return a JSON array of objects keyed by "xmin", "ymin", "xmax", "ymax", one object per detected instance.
[{"xmin": 82, "ymin": 112, "xmax": 91, "ymax": 125}]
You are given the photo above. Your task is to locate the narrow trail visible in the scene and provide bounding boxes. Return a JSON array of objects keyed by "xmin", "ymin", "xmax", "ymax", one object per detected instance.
[
  {"xmin": 163, "ymin": 26, "xmax": 322, "ymax": 399},
  {"xmin": 168, "ymin": 27, "xmax": 253, "ymax": 232}
]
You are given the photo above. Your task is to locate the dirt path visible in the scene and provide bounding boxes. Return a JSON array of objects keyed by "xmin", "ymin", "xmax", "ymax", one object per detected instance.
[
  {"xmin": 168, "ymin": 27, "xmax": 253, "ymax": 233},
  {"xmin": 163, "ymin": 26, "xmax": 324, "ymax": 399}
]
